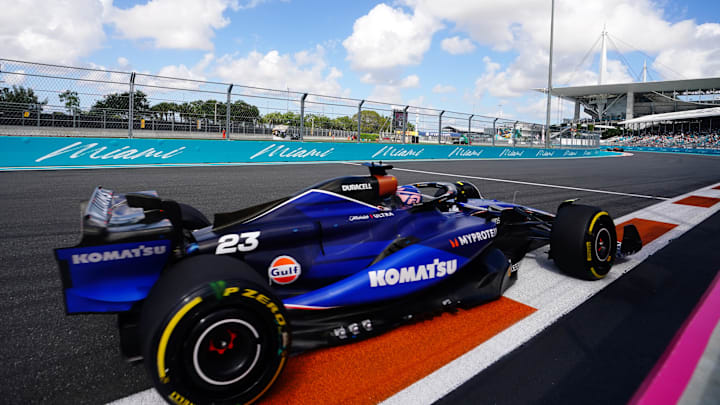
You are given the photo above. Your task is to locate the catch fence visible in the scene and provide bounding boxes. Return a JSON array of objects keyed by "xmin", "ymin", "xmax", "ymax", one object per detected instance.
[{"xmin": 0, "ymin": 59, "xmax": 599, "ymax": 147}]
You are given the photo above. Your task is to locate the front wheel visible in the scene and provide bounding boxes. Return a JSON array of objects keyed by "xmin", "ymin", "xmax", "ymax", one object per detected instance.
[
  {"xmin": 550, "ymin": 204, "xmax": 617, "ymax": 280},
  {"xmin": 140, "ymin": 255, "xmax": 289, "ymax": 405}
]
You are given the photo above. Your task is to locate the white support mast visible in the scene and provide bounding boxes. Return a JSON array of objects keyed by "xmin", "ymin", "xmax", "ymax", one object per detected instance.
[{"xmin": 598, "ymin": 24, "xmax": 607, "ymax": 85}]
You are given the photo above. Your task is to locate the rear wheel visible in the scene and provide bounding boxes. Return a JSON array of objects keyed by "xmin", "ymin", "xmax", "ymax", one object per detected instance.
[
  {"xmin": 140, "ymin": 255, "xmax": 289, "ymax": 405},
  {"xmin": 550, "ymin": 204, "xmax": 617, "ymax": 280}
]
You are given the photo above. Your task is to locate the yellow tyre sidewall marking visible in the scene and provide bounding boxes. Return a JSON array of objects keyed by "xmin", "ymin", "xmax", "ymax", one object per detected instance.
[
  {"xmin": 157, "ymin": 296, "xmax": 204, "ymax": 382},
  {"xmin": 587, "ymin": 212, "xmax": 611, "ymax": 279},
  {"xmin": 245, "ymin": 354, "xmax": 287, "ymax": 405},
  {"xmin": 586, "ymin": 241, "xmax": 592, "ymax": 261},
  {"xmin": 589, "ymin": 266, "xmax": 606, "ymax": 279},
  {"xmin": 588, "ymin": 211, "xmax": 609, "ymax": 235}
]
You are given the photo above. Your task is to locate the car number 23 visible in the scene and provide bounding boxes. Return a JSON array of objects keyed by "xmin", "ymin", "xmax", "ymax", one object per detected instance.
[{"xmin": 215, "ymin": 231, "xmax": 261, "ymax": 254}]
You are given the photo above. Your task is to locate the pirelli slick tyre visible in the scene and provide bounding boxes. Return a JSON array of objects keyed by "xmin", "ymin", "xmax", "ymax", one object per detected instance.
[
  {"xmin": 140, "ymin": 255, "xmax": 289, "ymax": 405},
  {"xmin": 550, "ymin": 204, "xmax": 617, "ymax": 281}
]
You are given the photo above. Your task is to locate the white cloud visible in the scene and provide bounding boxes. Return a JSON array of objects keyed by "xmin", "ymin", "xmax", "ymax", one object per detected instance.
[
  {"xmin": 369, "ymin": 85, "xmax": 403, "ymax": 104},
  {"xmin": 652, "ymin": 22, "xmax": 720, "ymax": 79},
  {"xmin": 343, "ymin": 4, "xmax": 441, "ymax": 71},
  {"xmin": 117, "ymin": 57, "xmax": 129, "ymax": 68},
  {"xmin": 0, "ymin": 0, "xmax": 106, "ymax": 64},
  {"xmin": 366, "ymin": 74, "xmax": 420, "ymax": 104},
  {"xmin": 214, "ymin": 46, "xmax": 348, "ymax": 97},
  {"xmin": 432, "ymin": 84, "xmax": 456, "ymax": 93},
  {"xmin": 104, "ymin": 0, "xmax": 239, "ymax": 50},
  {"xmin": 404, "ymin": 0, "xmax": 720, "ymax": 109},
  {"xmin": 237, "ymin": 0, "xmax": 268, "ymax": 9},
  {"xmin": 654, "ymin": 48, "xmax": 720, "ymax": 80},
  {"xmin": 399, "ymin": 75, "xmax": 420, "ymax": 88},
  {"xmin": 156, "ymin": 53, "xmax": 214, "ymax": 82},
  {"xmin": 2, "ymin": 70, "xmax": 26, "ymax": 87},
  {"xmin": 440, "ymin": 36, "xmax": 475, "ymax": 55}
]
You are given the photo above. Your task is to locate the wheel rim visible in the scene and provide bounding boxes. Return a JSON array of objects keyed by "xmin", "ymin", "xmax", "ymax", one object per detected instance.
[
  {"xmin": 594, "ymin": 228, "xmax": 611, "ymax": 262},
  {"xmin": 191, "ymin": 318, "xmax": 262, "ymax": 386}
]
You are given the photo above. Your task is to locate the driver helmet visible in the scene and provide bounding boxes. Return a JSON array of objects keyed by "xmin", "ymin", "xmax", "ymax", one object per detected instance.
[{"xmin": 396, "ymin": 185, "xmax": 422, "ymax": 207}]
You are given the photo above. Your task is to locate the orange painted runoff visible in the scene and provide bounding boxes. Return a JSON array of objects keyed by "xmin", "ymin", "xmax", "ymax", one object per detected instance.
[{"xmin": 260, "ymin": 297, "xmax": 536, "ymax": 405}]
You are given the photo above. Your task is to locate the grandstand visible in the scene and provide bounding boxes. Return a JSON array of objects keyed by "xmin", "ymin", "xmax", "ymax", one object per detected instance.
[
  {"xmin": 551, "ymin": 78, "xmax": 720, "ymax": 130},
  {"xmin": 540, "ymin": 27, "xmax": 720, "ymax": 148}
]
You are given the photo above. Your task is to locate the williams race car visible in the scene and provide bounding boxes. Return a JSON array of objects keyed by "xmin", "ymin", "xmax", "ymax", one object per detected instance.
[{"xmin": 55, "ymin": 163, "xmax": 642, "ymax": 404}]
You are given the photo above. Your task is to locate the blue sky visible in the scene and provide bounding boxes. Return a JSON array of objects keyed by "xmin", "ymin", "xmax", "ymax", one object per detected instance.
[{"xmin": 2, "ymin": 0, "xmax": 719, "ymax": 125}]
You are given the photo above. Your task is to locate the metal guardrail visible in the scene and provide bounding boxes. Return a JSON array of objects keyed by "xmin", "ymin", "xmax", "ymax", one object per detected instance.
[{"xmin": 0, "ymin": 58, "xmax": 599, "ymax": 148}]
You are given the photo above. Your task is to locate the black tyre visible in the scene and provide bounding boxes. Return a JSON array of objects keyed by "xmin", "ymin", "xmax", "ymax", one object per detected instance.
[
  {"xmin": 550, "ymin": 204, "xmax": 617, "ymax": 280},
  {"xmin": 140, "ymin": 255, "xmax": 289, "ymax": 405},
  {"xmin": 178, "ymin": 202, "xmax": 211, "ymax": 230}
]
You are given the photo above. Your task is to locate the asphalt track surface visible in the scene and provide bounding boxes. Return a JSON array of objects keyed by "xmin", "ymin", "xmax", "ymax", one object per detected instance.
[{"xmin": 1, "ymin": 152, "xmax": 719, "ymax": 404}]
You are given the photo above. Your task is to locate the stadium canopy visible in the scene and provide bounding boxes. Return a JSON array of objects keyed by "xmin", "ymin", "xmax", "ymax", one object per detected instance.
[
  {"xmin": 549, "ymin": 77, "xmax": 720, "ymax": 98},
  {"xmin": 618, "ymin": 106, "xmax": 720, "ymax": 125}
]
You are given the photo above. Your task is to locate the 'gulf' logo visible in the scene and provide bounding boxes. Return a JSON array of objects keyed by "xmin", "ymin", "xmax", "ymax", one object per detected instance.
[{"xmin": 268, "ymin": 255, "xmax": 301, "ymax": 285}]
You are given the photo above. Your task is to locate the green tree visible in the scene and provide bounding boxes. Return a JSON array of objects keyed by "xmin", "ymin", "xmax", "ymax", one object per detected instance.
[
  {"xmin": 332, "ymin": 116, "xmax": 355, "ymax": 130},
  {"xmin": 150, "ymin": 102, "xmax": 181, "ymax": 120},
  {"xmin": 0, "ymin": 85, "xmax": 48, "ymax": 110},
  {"xmin": 58, "ymin": 90, "xmax": 80, "ymax": 115},
  {"xmin": 90, "ymin": 90, "xmax": 150, "ymax": 117},
  {"xmin": 304, "ymin": 114, "xmax": 334, "ymax": 129},
  {"xmin": 352, "ymin": 110, "xmax": 389, "ymax": 133},
  {"xmin": 262, "ymin": 111, "xmax": 299, "ymax": 125},
  {"xmin": 230, "ymin": 100, "xmax": 260, "ymax": 122}
]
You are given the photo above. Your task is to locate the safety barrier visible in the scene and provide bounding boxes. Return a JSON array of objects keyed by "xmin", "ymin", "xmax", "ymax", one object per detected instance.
[
  {"xmin": 0, "ymin": 136, "xmax": 616, "ymax": 169},
  {"xmin": 619, "ymin": 146, "xmax": 720, "ymax": 155}
]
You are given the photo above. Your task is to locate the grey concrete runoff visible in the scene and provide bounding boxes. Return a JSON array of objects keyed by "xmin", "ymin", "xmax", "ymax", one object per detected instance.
[{"xmin": 680, "ymin": 319, "xmax": 720, "ymax": 405}]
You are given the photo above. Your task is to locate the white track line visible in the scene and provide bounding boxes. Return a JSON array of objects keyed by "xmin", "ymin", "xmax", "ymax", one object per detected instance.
[
  {"xmin": 382, "ymin": 182, "xmax": 720, "ymax": 405},
  {"xmin": 342, "ymin": 162, "xmax": 669, "ymax": 201}
]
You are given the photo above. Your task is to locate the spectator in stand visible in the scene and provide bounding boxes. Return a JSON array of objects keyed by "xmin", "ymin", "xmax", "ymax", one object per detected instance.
[{"xmin": 611, "ymin": 130, "xmax": 719, "ymax": 149}]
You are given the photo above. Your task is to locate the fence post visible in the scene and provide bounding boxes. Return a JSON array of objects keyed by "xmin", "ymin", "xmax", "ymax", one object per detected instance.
[
  {"xmin": 468, "ymin": 114, "xmax": 474, "ymax": 145},
  {"xmin": 103, "ymin": 109, "xmax": 106, "ymax": 129},
  {"xmin": 493, "ymin": 118, "xmax": 498, "ymax": 146},
  {"xmin": 358, "ymin": 100, "xmax": 364, "ymax": 143},
  {"xmin": 226, "ymin": 84, "xmax": 233, "ymax": 140},
  {"xmin": 129, "ymin": 72, "xmax": 136, "ymax": 139},
  {"xmin": 438, "ymin": 110, "xmax": 445, "ymax": 144},
  {"xmin": 402, "ymin": 105, "xmax": 409, "ymax": 144},
  {"xmin": 37, "ymin": 103, "xmax": 41, "ymax": 127},
  {"xmin": 300, "ymin": 93, "xmax": 307, "ymax": 141}
]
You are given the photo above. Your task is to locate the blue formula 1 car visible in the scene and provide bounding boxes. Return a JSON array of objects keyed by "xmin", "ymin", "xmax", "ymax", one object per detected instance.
[{"xmin": 55, "ymin": 163, "xmax": 642, "ymax": 405}]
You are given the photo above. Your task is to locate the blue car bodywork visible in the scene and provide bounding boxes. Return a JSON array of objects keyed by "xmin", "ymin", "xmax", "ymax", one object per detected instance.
[
  {"xmin": 60, "ymin": 163, "xmax": 635, "ymax": 355},
  {"xmin": 56, "ymin": 166, "xmax": 513, "ymax": 316}
]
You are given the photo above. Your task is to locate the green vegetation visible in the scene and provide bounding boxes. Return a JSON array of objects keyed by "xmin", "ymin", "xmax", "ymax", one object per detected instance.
[
  {"xmin": 1, "ymin": 86, "xmax": 414, "ymax": 136},
  {"xmin": 58, "ymin": 90, "xmax": 80, "ymax": 114},
  {"xmin": 0, "ymin": 85, "xmax": 47, "ymax": 109}
]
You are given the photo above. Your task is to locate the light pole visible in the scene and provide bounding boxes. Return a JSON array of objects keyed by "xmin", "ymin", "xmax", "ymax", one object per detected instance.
[{"xmin": 544, "ymin": 0, "xmax": 555, "ymax": 148}]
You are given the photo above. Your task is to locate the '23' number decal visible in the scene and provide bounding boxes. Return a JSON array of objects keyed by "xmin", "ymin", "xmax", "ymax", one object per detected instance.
[{"xmin": 215, "ymin": 231, "xmax": 261, "ymax": 255}]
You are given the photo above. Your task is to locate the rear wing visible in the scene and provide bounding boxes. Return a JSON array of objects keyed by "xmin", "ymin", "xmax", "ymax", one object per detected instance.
[
  {"xmin": 80, "ymin": 187, "xmax": 175, "ymax": 244},
  {"xmin": 55, "ymin": 187, "xmax": 177, "ymax": 314}
]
